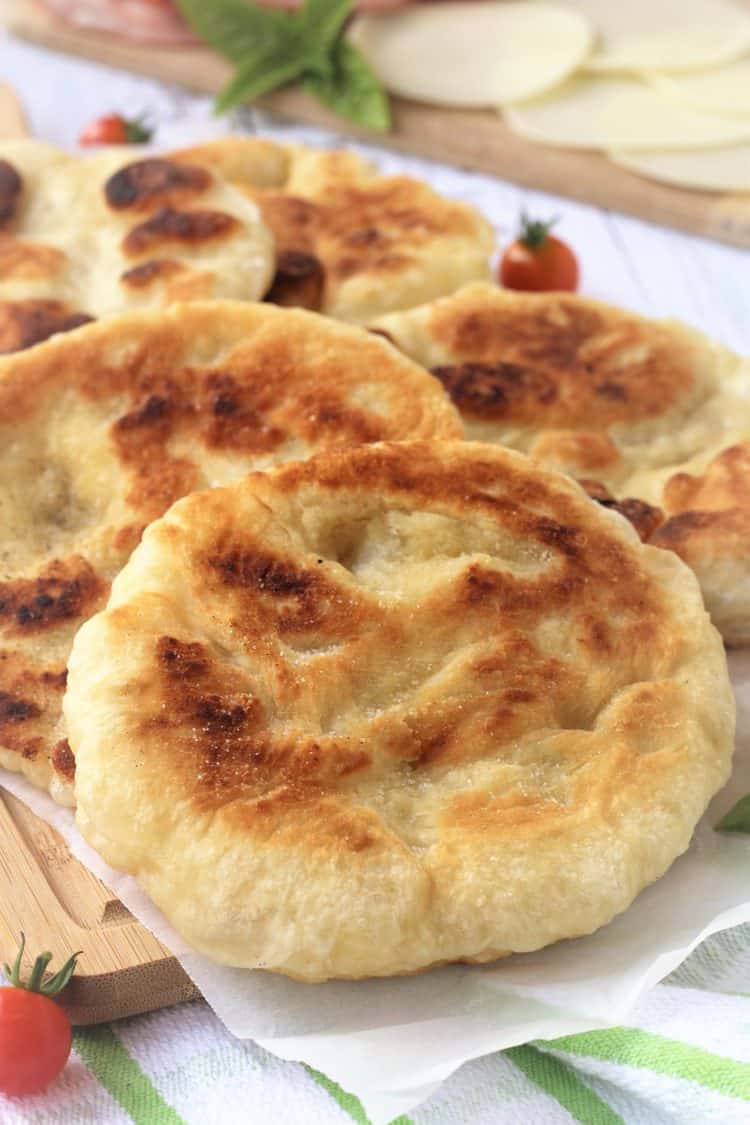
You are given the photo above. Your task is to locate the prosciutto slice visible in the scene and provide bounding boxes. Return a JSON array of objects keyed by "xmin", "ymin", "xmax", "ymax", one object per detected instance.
[{"xmin": 39, "ymin": 0, "xmax": 412, "ymax": 44}]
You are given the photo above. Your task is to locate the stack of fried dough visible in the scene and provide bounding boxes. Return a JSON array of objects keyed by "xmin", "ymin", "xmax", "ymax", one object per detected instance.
[{"xmin": 0, "ymin": 137, "xmax": 741, "ymax": 982}]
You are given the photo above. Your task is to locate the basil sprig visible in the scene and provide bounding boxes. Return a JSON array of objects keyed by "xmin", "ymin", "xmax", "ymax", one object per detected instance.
[
  {"xmin": 715, "ymin": 794, "xmax": 750, "ymax": 834},
  {"xmin": 303, "ymin": 38, "xmax": 390, "ymax": 132},
  {"xmin": 175, "ymin": 0, "xmax": 390, "ymax": 131}
]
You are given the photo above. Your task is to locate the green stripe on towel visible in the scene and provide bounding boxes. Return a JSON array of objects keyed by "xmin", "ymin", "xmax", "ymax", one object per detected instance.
[
  {"xmin": 506, "ymin": 1044, "xmax": 623, "ymax": 1124},
  {"xmin": 74, "ymin": 1026, "xmax": 185, "ymax": 1125},
  {"xmin": 548, "ymin": 1028, "xmax": 750, "ymax": 1101}
]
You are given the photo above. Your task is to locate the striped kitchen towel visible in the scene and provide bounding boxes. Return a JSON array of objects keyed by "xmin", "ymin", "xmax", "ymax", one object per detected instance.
[{"xmin": 1, "ymin": 922, "xmax": 748, "ymax": 1124}]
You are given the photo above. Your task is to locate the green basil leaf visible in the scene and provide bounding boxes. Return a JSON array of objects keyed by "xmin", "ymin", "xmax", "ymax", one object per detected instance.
[
  {"xmin": 303, "ymin": 39, "xmax": 391, "ymax": 132},
  {"xmin": 174, "ymin": 0, "xmax": 293, "ymax": 65},
  {"xmin": 715, "ymin": 794, "xmax": 750, "ymax": 834},
  {"xmin": 216, "ymin": 52, "xmax": 307, "ymax": 114},
  {"xmin": 175, "ymin": 0, "xmax": 390, "ymax": 132},
  {"xmin": 299, "ymin": 0, "xmax": 355, "ymax": 54}
]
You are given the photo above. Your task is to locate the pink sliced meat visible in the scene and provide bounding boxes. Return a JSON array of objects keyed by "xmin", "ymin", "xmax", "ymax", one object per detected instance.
[
  {"xmin": 37, "ymin": 0, "xmax": 198, "ymax": 44},
  {"xmin": 38, "ymin": 0, "xmax": 414, "ymax": 44}
]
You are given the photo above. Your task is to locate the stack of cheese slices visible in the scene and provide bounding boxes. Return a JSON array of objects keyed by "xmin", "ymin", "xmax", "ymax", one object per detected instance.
[
  {"xmin": 0, "ymin": 135, "xmax": 743, "ymax": 983},
  {"xmin": 351, "ymin": 0, "xmax": 750, "ymax": 193}
]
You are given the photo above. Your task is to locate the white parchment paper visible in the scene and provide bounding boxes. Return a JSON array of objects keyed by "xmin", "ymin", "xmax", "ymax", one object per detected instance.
[{"xmin": 2, "ymin": 651, "xmax": 749, "ymax": 1124}]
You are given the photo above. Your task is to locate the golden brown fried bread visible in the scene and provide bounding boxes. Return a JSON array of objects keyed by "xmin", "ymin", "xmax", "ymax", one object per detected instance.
[
  {"xmin": 66, "ymin": 441, "xmax": 733, "ymax": 980},
  {"xmin": 0, "ymin": 140, "xmax": 274, "ymax": 353},
  {"xmin": 171, "ymin": 138, "xmax": 494, "ymax": 323},
  {"xmin": 650, "ymin": 444, "xmax": 750, "ymax": 645},
  {"xmin": 0, "ymin": 304, "xmax": 461, "ymax": 803},
  {"xmin": 372, "ymin": 283, "xmax": 750, "ymax": 642}
]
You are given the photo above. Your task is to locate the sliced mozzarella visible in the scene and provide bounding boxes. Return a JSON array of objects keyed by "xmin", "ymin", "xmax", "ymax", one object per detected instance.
[
  {"xmin": 568, "ymin": 0, "xmax": 750, "ymax": 73},
  {"xmin": 505, "ymin": 75, "xmax": 750, "ymax": 151},
  {"xmin": 349, "ymin": 2, "xmax": 593, "ymax": 108},
  {"xmin": 647, "ymin": 59, "xmax": 750, "ymax": 120},
  {"xmin": 611, "ymin": 145, "xmax": 750, "ymax": 192}
]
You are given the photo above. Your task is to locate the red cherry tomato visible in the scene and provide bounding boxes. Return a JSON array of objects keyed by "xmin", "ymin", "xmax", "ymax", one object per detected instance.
[
  {"xmin": 79, "ymin": 113, "xmax": 152, "ymax": 147},
  {"xmin": 0, "ymin": 935, "xmax": 80, "ymax": 1096},
  {"xmin": 0, "ymin": 988, "xmax": 72, "ymax": 1097},
  {"xmin": 500, "ymin": 214, "xmax": 579, "ymax": 293}
]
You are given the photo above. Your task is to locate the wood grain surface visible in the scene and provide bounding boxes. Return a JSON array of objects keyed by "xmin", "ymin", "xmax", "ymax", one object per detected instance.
[
  {"xmin": 6, "ymin": 0, "xmax": 750, "ymax": 249},
  {"xmin": 0, "ymin": 790, "xmax": 200, "ymax": 1024}
]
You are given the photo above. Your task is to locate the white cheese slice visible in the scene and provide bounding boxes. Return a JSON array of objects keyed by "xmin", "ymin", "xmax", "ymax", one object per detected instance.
[
  {"xmin": 505, "ymin": 75, "xmax": 750, "ymax": 150},
  {"xmin": 611, "ymin": 145, "xmax": 750, "ymax": 192},
  {"xmin": 349, "ymin": 2, "xmax": 593, "ymax": 108},
  {"xmin": 569, "ymin": 0, "xmax": 750, "ymax": 73},
  {"xmin": 647, "ymin": 60, "xmax": 750, "ymax": 120}
]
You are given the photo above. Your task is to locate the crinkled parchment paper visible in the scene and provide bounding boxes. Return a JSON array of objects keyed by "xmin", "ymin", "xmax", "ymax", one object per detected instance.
[{"xmin": 2, "ymin": 652, "xmax": 749, "ymax": 1124}]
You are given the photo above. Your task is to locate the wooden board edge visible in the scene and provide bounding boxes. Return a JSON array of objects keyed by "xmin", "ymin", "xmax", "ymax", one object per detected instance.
[
  {"xmin": 62, "ymin": 957, "xmax": 201, "ymax": 1025},
  {"xmin": 0, "ymin": 787, "xmax": 202, "ymax": 1023}
]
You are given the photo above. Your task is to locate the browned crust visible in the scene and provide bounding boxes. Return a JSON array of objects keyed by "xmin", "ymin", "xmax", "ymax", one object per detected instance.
[
  {"xmin": 122, "ymin": 208, "xmax": 239, "ymax": 258},
  {"xmin": 0, "ymin": 299, "xmax": 94, "ymax": 354},
  {"xmin": 579, "ymin": 479, "xmax": 665, "ymax": 542},
  {"xmin": 651, "ymin": 507, "xmax": 750, "ymax": 556},
  {"xmin": 104, "ymin": 158, "xmax": 212, "ymax": 212},
  {"xmin": 614, "ymin": 498, "xmax": 665, "ymax": 542},
  {"xmin": 0, "ymin": 650, "xmax": 68, "ymax": 766},
  {"xmin": 431, "ymin": 361, "xmax": 556, "ymax": 418},
  {"xmin": 264, "ymin": 250, "xmax": 325, "ymax": 311},
  {"xmin": 0, "ymin": 558, "xmax": 106, "ymax": 636},
  {"xmin": 123, "ymin": 442, "xmax": 674, "ymax": 816},
  {"xmin": 152, "ymin": 628, "xmax": 374, "ymax": 808},
  {"xmin": 253, "ymin": 176, "xmax": 487, "ymax": 306},
  {"xmin": 0, "ymin": 304, "xmax": 459, "ymax": 789},
  {"xmin": 0, "ymin": 237, "xmax": 66, "ymax": 281},
  {"xmin": 662, "ymin": 443, "xmax": 750, "ymax": 514},
  {"xmin": 119, "ymin": 258, "xmax": 186, "ymax": 288},
  {"xmin": 648, "ymin": 444, "xmax": 750, "ymax": 562},
  {"xmin": 50, "ymin": 738, "xmax": 75, "ymax": 782},
  {"xmin": 0, "ymin": 160, "xmax": 22, "ymax": 230},
  {"xmin": 427, "ymin": 292, "xmax": 703, "ymax": 429}
]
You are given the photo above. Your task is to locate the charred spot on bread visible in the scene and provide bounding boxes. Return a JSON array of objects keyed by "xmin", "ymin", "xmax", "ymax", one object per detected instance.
[
  {"xmin": 0, "ymin": 160, "xmax": 22, "ymax": 229},
  {"xmin": 50, "ymin": 738, "xmax": 75, "ymax": 781},
  {"xmin": 105, "ymin": 159, "xmax": 212, "ymax": 211},
  {"xmin": 580, "ymin": 479, "xmax": 664, "ymax": 542},
  {"xmin": 431, "ymin": 361, "xmax": 557, "ymax": 418},
  {"xmin": 264, "ymin": 250, "xmax": 325, "ymax": 311},
  {"xmin": 0, "ymin": 558, "xmax": 106, "ymax": 634},
  {"xmin": 120, "ymin": 258, "xmax": 186, "ymax": 288},
  {"xmin": 0, "ymin": 299, "xmax": 93, "ymax": 354},
  {"xmin": 0, "ymin": 690, "xmax": 41, "ymax": 724},
  {"xmin": 122, "ymin": 207, "xmax": 239, "ymax": 257}
]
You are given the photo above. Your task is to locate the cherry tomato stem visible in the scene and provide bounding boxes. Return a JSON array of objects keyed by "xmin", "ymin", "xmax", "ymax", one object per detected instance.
[
  {"xmin": 499, "ymin": 212, "xmax": 579, "ymax": 293},
  {"xmin": 79, "ymin": 113, "xmax": 152, "ymax": 147}
]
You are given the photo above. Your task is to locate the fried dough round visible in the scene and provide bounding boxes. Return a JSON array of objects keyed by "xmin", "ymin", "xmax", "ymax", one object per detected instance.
[
  {"xmin": 649, "ymin": 444, "xmax": 750, "ymax": 645},
  {"xmin": 0, "ymin": 140, "xmax": 274, "ymax": 353},
  {"xmin": 372, "ymin": 283, "xmax": 750, "ymax": 643},
  {"xmin": 66, "ymin": 441, "xmax": 733, "ymax": 981},
  {"xmin": 171, "ymin": 138, "xmax": 495, "ymax": 323},
  {"xmin": 0, "ymin": 304, "xmax": 461, "ymax": 803}
]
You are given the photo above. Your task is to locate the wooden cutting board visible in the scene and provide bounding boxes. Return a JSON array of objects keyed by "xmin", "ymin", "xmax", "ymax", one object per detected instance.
[
  {"xmin": 7, "ymin": 0, "xmax": 750, "ymax": 249},
  {"xmin": 0, "ymin": 789, "xmax": 200, "ymax": 1024}
]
